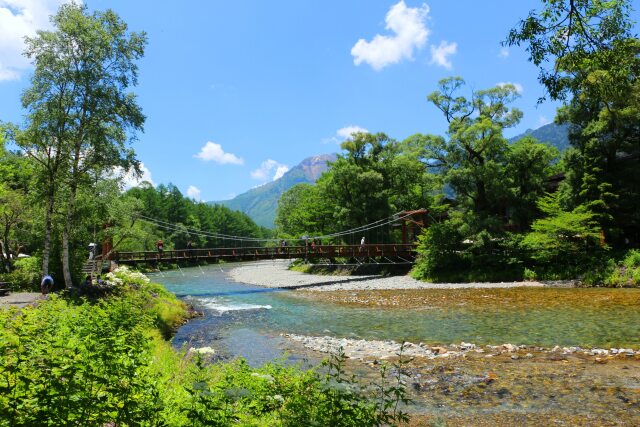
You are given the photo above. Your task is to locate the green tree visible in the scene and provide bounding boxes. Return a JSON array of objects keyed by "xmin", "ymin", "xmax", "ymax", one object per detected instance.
[
  {"xmin": 0, "ymin": 186, "xmax": 27, "ymax": 273},
  {"xmin": 321, "ymin": 132, "xmax": 395, "ymax": 232},
  {"xmin": 18, "ymin": 3, "xmax": 147, "ymax": 286},
  {"xmin": 275, "ymin": 183, "xmax": 334, "ymax": 238},
  {"xmin": 505, "ymin": 0, "xmax": 634, "ymax": 101},
  {"xmin": 0, "ymin": 130, "xmax": 34, "ymax": 273},
  {"xmin": 505, "ymin": 136, "xmax": 559, "ymax": 230},
  {"xmin": 276, "ymin": 132, "xmax": 437, "ymax": 242},
  {"xmin": 507, "ymin": 0, "xmax": 640, "ymax": 245},
  {"xmin": 521, "ymin": 192, "xmax": 603, "ymax": 268},
  {"xmin": 419, "ymin": 77, "xmax": 523, "ymax": 232}
]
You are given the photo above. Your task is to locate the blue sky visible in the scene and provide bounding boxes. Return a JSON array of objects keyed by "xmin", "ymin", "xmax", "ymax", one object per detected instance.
[{"xmin": 1, "ymin": 1, "xmax": 637, "ymax": 202}]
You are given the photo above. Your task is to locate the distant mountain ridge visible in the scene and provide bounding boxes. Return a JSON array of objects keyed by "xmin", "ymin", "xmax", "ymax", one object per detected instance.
[
  {"xmin": 209, "ymin": 153, "xmax": 337, "ymax": 228},
  {"xmin": 509, "ymin": 122, "xmax": 570, "ymax": 152}
]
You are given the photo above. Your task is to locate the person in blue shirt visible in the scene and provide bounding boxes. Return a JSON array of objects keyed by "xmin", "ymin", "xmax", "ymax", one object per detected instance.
[{"xmin": 41, "ymin": 275, "xmax": 54, "ymax": 294}]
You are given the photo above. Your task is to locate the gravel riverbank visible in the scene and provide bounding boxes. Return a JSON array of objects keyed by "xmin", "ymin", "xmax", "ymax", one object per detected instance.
[{"xmin": 228, "ymin": 260, "xmax": 558, "ymax": 291}]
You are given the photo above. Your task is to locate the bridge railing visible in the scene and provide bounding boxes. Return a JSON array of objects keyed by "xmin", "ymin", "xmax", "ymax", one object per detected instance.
[{"xmin": 111, "ymin": 243, "xmax": 417, "ymax": 263}]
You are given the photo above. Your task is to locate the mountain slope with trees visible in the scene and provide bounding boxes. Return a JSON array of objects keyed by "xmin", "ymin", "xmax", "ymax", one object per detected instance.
[{"xmin": 509, "ymin": 122, "xmax": 570, "ymax": 151}]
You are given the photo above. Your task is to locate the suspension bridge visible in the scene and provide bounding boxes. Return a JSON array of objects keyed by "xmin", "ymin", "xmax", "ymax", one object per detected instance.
[{"xmin": 103, "ymin": 209, "xmax": 428, "ymax": 267}]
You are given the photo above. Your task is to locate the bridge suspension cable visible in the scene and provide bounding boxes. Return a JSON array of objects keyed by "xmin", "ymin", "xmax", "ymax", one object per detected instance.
[{"xmin": 135, "ymin": 211, "xmax": 416, "ymax": 244}]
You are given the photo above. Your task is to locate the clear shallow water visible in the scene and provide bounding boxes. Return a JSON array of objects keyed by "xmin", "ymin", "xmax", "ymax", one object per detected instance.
[{"xmin": 153, "ymin": 264, "xmax": 640, "ymax": 363}]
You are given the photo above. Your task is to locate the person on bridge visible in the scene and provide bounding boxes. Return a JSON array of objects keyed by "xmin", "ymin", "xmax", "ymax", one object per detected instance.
[
  {"xmin": 156, "ymin": 240, "xmax": 164, "ymax": 257},
  {"xmin": 360, "ymin": 236, "xmax": 365, "ymax": 252}
]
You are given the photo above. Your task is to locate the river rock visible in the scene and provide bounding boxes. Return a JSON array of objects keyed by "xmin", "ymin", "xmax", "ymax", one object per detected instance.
[
  {"xmin": 432, "ymin": 346, "xmax": 448, "ymax": 355},
  {"xmin": 502, "ymin": 343, "xmax": 517, "ymax": 352},
  {"xmin": 460, "ymin": 342, "xmax": 476, "ymax": 350}
]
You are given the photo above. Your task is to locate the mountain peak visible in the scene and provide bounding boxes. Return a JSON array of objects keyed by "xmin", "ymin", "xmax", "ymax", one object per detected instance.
[
  {"xmin": 209, "ymin": 153, "xmax": 337, "ymax": 228},
  {"xmin": 510, "ymin": 122, "xmax": 569, "ymax": 151},
  {"xmin": 299, "ymin": 153, "xmax": 337, "ymax": 181}
]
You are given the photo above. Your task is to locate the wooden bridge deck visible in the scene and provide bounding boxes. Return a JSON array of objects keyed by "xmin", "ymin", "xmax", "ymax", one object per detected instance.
[{"xmin": 111, "ymin": 244, "xmax": 417, "ymax": 264}]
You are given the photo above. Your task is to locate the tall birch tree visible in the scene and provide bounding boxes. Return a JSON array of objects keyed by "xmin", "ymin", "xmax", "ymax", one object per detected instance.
[{"xmin": 18, "ymin": 3, "xmax": 146, "ymax": 286}]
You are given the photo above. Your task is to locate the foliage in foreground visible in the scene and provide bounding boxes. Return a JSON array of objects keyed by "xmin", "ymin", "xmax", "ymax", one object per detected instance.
[{"xmin": 0, "ymin": 268, "xmax": 410, "ymax": 426}]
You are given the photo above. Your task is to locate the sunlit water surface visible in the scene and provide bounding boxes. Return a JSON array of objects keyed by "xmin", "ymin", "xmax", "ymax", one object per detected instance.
[{"xmin": 151, "ymin": 264, "xmax": 640, "ymax": 365}]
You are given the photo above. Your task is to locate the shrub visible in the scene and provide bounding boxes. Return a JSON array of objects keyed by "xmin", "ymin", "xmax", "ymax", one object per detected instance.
[
  {"xmin": 601, "ymin": 250, "xmax": 640, "ymax": 287},
  {"xmin": 1, "ymin": 256, "xmax": 41, "ymax": 291},
  {"xmin": 523, "ymin": 267, "xmax": 537, "ymax": 280},
  {"xmin": 622, "ymin": 250, "xmax": 640, "ymax": 269},
  {"xmin": 411, "ymin": 220, "xmax": 465, "ymax": 281},
  {"xmin": 0, "ymin": 296, "xmax": 163, "ymax": 426},
  {"xmin": 521, "ymin": 194, "xmax": 604, "ymax": 268},
  {"xmin": 0, "ymin": 271, "xmax": 412, "ymax": 426},
  {"xmin": 412, "ymin": 221, "xmax": 525, "ymax": 282}
]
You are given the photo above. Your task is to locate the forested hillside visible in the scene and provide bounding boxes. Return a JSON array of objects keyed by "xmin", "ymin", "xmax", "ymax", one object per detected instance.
[{"xmin": 119, "ymin": 183, "xmax": 270, "ymax": 252}]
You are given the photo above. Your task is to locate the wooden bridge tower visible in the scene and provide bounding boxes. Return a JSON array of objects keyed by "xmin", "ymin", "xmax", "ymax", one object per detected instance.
[{"xmin": 396, "ymin": 209, "xmax": 428, "ymax": 244}]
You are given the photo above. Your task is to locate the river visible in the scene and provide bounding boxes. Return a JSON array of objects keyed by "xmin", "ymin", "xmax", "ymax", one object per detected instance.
[{"xmin": 150, "ymin": 263, "xmax": 640, "ymax": 365}]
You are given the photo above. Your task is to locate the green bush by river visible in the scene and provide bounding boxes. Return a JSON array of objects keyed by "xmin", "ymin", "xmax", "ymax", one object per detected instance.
[{"xmin": 0, "ymin": 267, "xmax": 409, "ymax": 426}]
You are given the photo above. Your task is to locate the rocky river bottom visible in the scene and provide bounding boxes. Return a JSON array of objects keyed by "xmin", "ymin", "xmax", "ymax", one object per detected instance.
[
  {"xmin": 157, "ymin": 264, "xmax": 640, "ymax": 426},
  {"xmin": 279, "ymin": 336, "xmax": 640, "ymax": 426}
]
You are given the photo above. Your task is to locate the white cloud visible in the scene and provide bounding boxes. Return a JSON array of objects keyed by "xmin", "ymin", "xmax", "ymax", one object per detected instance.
[
  {"xmin": 538, "ymin": 115, "xmax": 551, "ymax": 127},
  {"xmin": 273, "ymin": 165, "xmax": 289, "ymax": 181},
  {"xmin": 194, "ymin": 141, "xmax": 244, "ymax": 165},
  {"xmin": 337, "ymin": 125, "xmax": 369, "ymax": 140},
  {"xmin": 250, "ymin": 159, "xmax": 289, "ymax": 182},
  {"xmin": 351, "ymin": 1, "xmax": 430, "ymax": 71},
  {"xmin": 187, "ymin": 185, "xmax": 201, "ymax": 201},
  {"xmin": 323, "ymin": 125, "xmax": 370, "ymax": 145},
  {"xmin": 429, "ymin": 40, "xmax": 456, "ymax": 69},
  {"xmin": 113, "ymin": 162, "xmax": 154, "ymax": 189},
  {"xmin": 497, "ymin": 81, "xmax": 524, "ymax": 94},
  {"xmin": 0, "ymin": 0, "xmax": 77, "ymax": 82},
  {"xmin": 498, "ymin": 46, "xmax": 509, "ymax": 58}
]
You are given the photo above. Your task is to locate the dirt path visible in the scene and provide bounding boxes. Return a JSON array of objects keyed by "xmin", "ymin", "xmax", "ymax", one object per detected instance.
[{"xmin": 0, "ymin": 292, "xmax": 43, "ymax": 308}]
